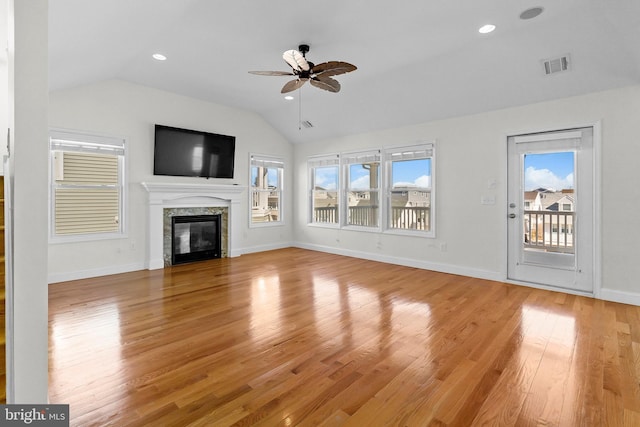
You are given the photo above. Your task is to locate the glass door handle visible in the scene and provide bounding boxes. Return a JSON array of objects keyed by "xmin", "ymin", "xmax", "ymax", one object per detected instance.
[{"xmin": 508, "ymin": 213, "xmax": 516, "ymax": 219}]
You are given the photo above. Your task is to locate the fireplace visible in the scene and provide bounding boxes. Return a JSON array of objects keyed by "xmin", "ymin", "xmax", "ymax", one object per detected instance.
[
  {"xmin": 171, "ymin": 214, "xmax": 221, "ymax": 265},
  {"xmin": 141, "ymin": 182, "xmax": 246, "ymax": 270}
]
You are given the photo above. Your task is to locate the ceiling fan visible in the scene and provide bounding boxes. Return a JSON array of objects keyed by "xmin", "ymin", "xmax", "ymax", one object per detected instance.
[{"xmin": 249, "ymin": 44, "xmax": 357, "ymax": 94}]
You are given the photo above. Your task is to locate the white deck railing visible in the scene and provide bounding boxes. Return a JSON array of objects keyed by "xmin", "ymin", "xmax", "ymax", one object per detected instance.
[
  {"xmin": 523, "ymin": 210, "xmax": 574, "ymax": 253},
  {"xmin": 313, "ymin": 205, "xmax": 430, "ymax": 231}
]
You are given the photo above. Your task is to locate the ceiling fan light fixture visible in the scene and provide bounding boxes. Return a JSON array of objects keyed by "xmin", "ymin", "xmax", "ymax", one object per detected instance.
[
  {"xmin": 478, "ymin": 24, "xmax": 496, "ymax": 34},
  {"xmin": 520, "ymin": 7, "xmax": 544, "ymax": 20},
  {"xmin": 284, "ymin": 95, "xmax": 294, "ymax": 101},
  {"xmin": 249, "ymin": 44, "xmax": 356, "ymax": 94},
  {"xmin": 152, "ymin": 53, "xmax": 167, "ymax": 61}
]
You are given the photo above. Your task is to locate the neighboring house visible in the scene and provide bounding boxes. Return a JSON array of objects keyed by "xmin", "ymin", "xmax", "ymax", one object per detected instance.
[
  {"xmin": 544, "ymin": 194, "xmax": 574, "ymax": 212},
  {"xmin": 538, "ymin": 191, "xmax": 574, "ymax": 212},
  {"xmin": 251, "ymin": 187, "xmax": 280, "ymax": 222},
  {"xmin": 313, "ymin": 186, "xmax": 339, "ymax": 223},
  {"xmin": 347, "ymin": 191, "xmax": 371, "ymax": 205},
  {"xmin": 524, "ymin": 191, "xmax": 542, "ymax": 210},
  {"xmin": 313, "ymin": 186, "xmax": 337, "ymax": 205},
  {"xmin": 390, "ymin": 188, "xmax": 431, "ymax": 230},
  {"xmin": 390, "ymin": 188, "xmax": 431, "ymax": 208},
  {"xmin": 251, "ymin": 169, "xmax": 272, "ymax": 222},
  {"xmin": 523, "ymin": 188, "xmax": 574, "ymax": 249}
]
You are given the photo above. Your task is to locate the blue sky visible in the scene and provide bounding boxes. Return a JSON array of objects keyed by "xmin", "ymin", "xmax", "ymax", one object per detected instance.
[
  {"xmin": 312, "ymin": 154, "xmax": 571, "ymax": 191},
  {"xmin": 315, "ymin": 159, "xmax": 431, "ymax": 190},
  {"xmin": 392, "ymin": 159, "xmax": 431, "ymax": 188},
  {"xmin": 524, "ymin": 151, "xmax": 574, "ymax": 191},
  {"xmin": 314, "ymin": 166, "xmax": 339, "ymax": 190},
  {"xmin": 349, "ymin": 164, "xmax": 373, "ymax": 189},
  {"xmin": 315, "ymin": 159, "xmax": 432, "ymax": 190},
  {"xmin": 251, "ymin": 167, "xmax": 279, "ymax": 187}
]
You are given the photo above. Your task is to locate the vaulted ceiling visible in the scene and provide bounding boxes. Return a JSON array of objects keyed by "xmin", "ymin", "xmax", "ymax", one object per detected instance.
[{"xmin": 49, "ymin": 0, "xmax": 640, "ymax": 144}]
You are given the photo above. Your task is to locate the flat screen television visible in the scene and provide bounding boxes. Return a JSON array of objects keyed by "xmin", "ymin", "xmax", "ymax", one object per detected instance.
[{"xmin": 153, "ymin": 124, "xmax": 235, "ymax": 179}]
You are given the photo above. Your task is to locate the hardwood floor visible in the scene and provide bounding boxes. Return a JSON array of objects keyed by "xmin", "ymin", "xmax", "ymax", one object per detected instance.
[{"xmin": 49, "ymin": 248, "xmax": 640, "ymax": 426}]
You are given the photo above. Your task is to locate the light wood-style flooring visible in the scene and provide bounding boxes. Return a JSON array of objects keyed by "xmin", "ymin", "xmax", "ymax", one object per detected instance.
[{"xmin": 49, "ymin": 248, "xmax": 640, "ymax": 426}]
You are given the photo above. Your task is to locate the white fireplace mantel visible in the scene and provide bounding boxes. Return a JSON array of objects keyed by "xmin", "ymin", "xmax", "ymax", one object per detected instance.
[{"xmin": 141, "ymin": 182, "xmax": 247, "ymax": 269}]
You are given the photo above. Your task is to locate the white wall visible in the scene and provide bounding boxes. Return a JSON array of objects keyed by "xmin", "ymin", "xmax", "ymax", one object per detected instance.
[
  {"xmin": 48, "ymin": 80, "xmax": 640, "ymax": 304},
  {"xmin": 293, "ymin": 85, "xmax": 640, "ymax": 302},
  {"xmin": 8, "ymin": 0, "xmax": 49, "ymax": 403},
  {"xmin": 48, "ymin": 80, "xmax": 293, "ymax": 282},
  {"xmin": 0, "ymin": 0, "xmax": 8, "ymax": 170}
]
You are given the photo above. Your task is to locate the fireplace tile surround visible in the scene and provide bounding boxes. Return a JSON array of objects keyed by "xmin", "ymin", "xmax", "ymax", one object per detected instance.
[
  {"xmin": 164, "ymin": 208, "xmax": 227, "ymax": 266},
  {"xmin": 142, "ymin": 182, "xmax": 246, "ymax": 269}
]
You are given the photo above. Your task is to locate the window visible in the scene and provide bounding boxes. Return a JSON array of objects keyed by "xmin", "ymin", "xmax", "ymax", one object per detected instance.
[
  {"xmin": 307, "ymin": 143, "xmax": 436, "ymax": 236},
  {"xmin": 309, "ymin": 154, "xmax": 340, "ymax": 225},
  {"xmin": 342, "ymin": 150, "xmax": 381, "ymax": 228},
  {"xmin": 250, "ymin": 154, "xmax": 284, "ymax": 225},
  {"xmin": 562, "ymin": 203, "xmax": 572, "ymax": 211},
  {"xmin": 385, "ymin": 144, "xmax": 435, "ymax": 236},
  {"xmin": 50, "ymin": 129, "xmax": 125, "ymax": 240}
]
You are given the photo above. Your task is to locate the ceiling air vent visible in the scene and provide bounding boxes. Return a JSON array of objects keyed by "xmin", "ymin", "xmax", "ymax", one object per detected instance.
[
  {"xmin": 542, "ymin": 54, "xmax": 570, "ymax": 75},
  {"xmin": 301, "ymin": 120, "xmax": 314, "ymax": 128}
]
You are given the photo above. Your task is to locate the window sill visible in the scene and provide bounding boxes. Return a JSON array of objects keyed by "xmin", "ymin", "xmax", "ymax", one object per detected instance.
[
  {"xmin": 249, "ymin": 221, "xmax": 285, "ymax": 229},
  {"xmin": 49, "ymin": 231, "xmax": 127, "ymax": 244},
  {"xmin": 384, "ymin": 228, "xmax": 435, "ymax": 238},
  {"xmin": 342, "ymin": 225, "xmax": 382, "ymax": 233},
  {"xmin": 307, "ymin": 222, "xmax": 341, "ymax": 230}
]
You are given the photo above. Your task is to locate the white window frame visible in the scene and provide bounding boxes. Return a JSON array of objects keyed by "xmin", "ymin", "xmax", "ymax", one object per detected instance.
[
  {"xmin": 49, "ymin": 128, "xmax": 127, "ymax": 243},
  {"xmin": 341, "ymin": 149, "xmax": 381, "ymax": 231},
  {"xmin": 308, "ymin": 154, "xmax": 341, "ymax": 228},
  {"xmin": 249, "ymin": 153, "xmax": 284, "ymax": 228},
  {"xmin": 383, "ymin": 143, "xmax": 436, "ymax": 238}
]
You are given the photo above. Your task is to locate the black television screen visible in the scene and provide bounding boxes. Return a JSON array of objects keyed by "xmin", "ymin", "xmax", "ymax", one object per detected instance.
[{"xmin": 153, "ymin": 125, "xmax": 235, "ymax": 178}]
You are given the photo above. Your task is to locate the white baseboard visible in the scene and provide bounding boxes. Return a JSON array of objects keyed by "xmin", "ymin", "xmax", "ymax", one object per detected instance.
[
  {"xmin": 239, "ymin": 241, "xmax": 294, "ymax": 256},
  {"xmin": 504, "ymin": 279, "xmax": 594, "ymax": 298},
  {"xmin": 599, "ymin": 288, "xmax": 640, "ymax": 306},
  {"xmin": 57, "ymin": 243, "xmax": 293, "ymax": 280},
  {"xmin": 148, "ymin": 259, "xmax": 164, "ymax": 270},
  {"xmin": 46, "ymin": 244, "xmax": 640, "ymax": 307},
  {"xmin": 293, "ymin": 242, "xmax": 504, "ymax": 282},
  {"xmin": 48, "ymin": 262, "xmax": 145, "ymax": 284}
]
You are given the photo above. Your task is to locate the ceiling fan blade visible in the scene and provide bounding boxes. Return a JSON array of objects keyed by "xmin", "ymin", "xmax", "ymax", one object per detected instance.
[
  {"xmin": 281, "ymin": 78, "xmax": 309, "ymax": 93},
  {"xmin": 312, "ymin": 61, "xmax": 357, "ymax": 77},
  {"xmin": 249, "ymin": 70, "xmax": 295, "ymax": 76},
  {"xmin": 310, "ymin": 76, "xmax": 341, "ymax": 93},
  {"xmin": 283, "ymin": 50, "xmax": 310, "ymax": 72}
]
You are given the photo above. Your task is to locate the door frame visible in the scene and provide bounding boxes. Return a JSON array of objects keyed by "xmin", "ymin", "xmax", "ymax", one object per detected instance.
[{"xmin": 503, "ymin": 121, "xmax": 602, "ymax": 298}]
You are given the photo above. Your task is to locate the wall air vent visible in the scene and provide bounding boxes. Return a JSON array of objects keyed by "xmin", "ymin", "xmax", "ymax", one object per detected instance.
[
  {"xmin": 301, "ymin": 120, "xmax": 314, "ymax": 128},
  {"xmin": 542, "ymin": 54, "xmax": 570, "ymax": 75}
]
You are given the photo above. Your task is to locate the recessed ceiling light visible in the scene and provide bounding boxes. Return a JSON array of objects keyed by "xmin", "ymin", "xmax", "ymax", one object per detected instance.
[
  {"xmin": 284, "ymin": 95, "xmax": 294, "ymax": 101},
  {"xmin": 520, "ymin": 7, "xmax": 544, "ymax": 20},
  {"xmin": 152, "ymin": 53, "xmax": 167, "ymax": 61},
  {"xmin": 479, "ymin": 24, "xmax": 496, "ymax": 34}
]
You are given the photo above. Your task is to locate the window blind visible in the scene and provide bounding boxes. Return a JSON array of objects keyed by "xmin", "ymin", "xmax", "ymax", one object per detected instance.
[
  {"xmin": 55, "ymin": 188, "xmax": 119, "ymax": 234},
  {"xmin": 50, "ymin": 130, "xmax": 125, "ymax": 237},
  {"xmin": 54, "ymin": 152, "xmax": 119, "ymax": 184},
  {"xmin": 341, "ymin": 150, "xmax": 381, "ymax": 165},
  {"xmin": 386, "ymin": 144, "xmax": 434, "ymax": 161},
  {"xmin": 251, "ymin": 155, "xmax": 284, "ymax": 169},
  {"xmin": 54, "ymin": 152, "xmax": 120, "ymax": 235},
  {"xmin": 308, "ymin": 154, "xmax": 340, "ymax": 168},
  {"xmin": 50, "ymin": 130, "xmax": 125, "ymax": 155}
]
